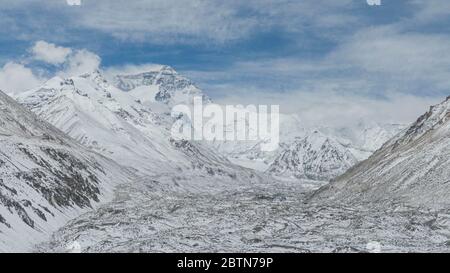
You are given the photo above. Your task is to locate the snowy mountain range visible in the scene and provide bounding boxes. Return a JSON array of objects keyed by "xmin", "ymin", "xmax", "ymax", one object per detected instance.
[
  {"xmin": 0, "ymin": 66, "xmax": 270, "ymax": 251},
  {"xmin": 114, "ymin": 67, "xmax": 405, "ymax": 182},
  {"xmin": 312, "ymin": 96, "xmax": 450, "ymax": 209},
  {"xmin": 16, "ymin": 68, "xmax": 259, "ymax": 182},
  {"xmin": 264, "ymin": 122, "xmax": 405, "ymax": 181},
  {"xmin": 213, "ymin": 113, "xmax": 405, "ymax": 180},
  {"xmin": 1, "ymin": 64, "xmax": 429, "ymax": 252},
  {"xmin": 16, "ymin": 65, "xmax": 405, "ymax": 183}
]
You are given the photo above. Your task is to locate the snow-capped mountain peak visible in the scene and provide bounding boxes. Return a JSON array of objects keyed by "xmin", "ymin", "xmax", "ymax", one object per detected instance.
[
  {"xmin": 113, "ymin": 65, "xmax": 208, "ymax": 105},
  {"xmin": 267, "ymin": 130, "xmax": 358, "ymax": 181}
]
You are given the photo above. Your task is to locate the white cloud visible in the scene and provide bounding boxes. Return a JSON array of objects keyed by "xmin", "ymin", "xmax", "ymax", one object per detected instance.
[
  {"xmin": 182, "ymin": 24, "xmax": 450, "ymax": 127},
  {"xmin": 0, "ymin": 62, "xmax": 44, "ymax": 94},
  {"xmin": 410, "ymin": 0, "xmax": 450, "ymax": 22},
  {"xmin": 327, "ymin": 26, "xmax": 450, "ymax": 93},
  {"xmin": 50, "ymin": 0, "xmax": 358, "ymax": 44},
  {"xmin": 214, "ymin": 87, "xmax": 440, "ymax": 129},
  {"xmin": 67, "ymin": 0, "xmax": 82, "ymax": 6},
  {"xmin": 61, "ymin": 49, "xmax": 101, "ymax": 77},
  {"xmin": 0, "ymin": 41, "xmax": 102, "ymax": 94},
  {"xmin": 31, "ymin": 41, "xmax": 72, "ymax": 65},
  {"xmin": 69, "ymin": 0, "xmax": 256, "ymax": 43},
  {"xmin": 184, "ymin": 22, "xmax": 450, "ymax": 106},
  {"xmin": 27, "ymin": 40, "xmax": 101, "ymax": 77},
  {"xmin": 330, "ymin": 27, "xmax": 450, "ymax": 75}
]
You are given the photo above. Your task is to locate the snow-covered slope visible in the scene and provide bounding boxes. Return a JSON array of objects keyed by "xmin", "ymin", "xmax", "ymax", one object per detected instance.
[
  {"xmin": 0, "ymin": 90, "xmax": 130, "ymax": 252},
  {"xmin": 267, "ymin": 131, "xmax": 358, "ymax": 181},
  {"xmin": 312, "ymin": 96, "xmax": 450, "ymax": 209},
  {"xmin": 17, "ymin": 70, "xmax": 258, "ymax": 182}
]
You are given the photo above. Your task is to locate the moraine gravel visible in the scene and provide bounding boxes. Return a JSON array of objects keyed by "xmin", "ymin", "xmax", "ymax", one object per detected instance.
[{"xmin": 36, "ymin": 175, "xmax": 450, "ymax": 253}]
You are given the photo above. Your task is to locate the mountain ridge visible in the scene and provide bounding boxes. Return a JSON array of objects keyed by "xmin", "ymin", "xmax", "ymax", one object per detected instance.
[
  {"xmin": 310, "ymin": 95, "xmax": 450, "ymax": 209},
  {"xmin": 0, "ymin": 89, "xmax": 131, "ymax": 251}
]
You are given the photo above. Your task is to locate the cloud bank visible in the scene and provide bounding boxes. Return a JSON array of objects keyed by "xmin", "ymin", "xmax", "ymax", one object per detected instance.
[
  {"xmin": 31, "ymin": 41, "xmax": 72, "ymax": 65},
  {"xmin": 0, "ymin": 62, "xmax": 43, "ymax": 94},
  {"xmin": 0, "ymin": 41, "xmax": 101, "ymax": 94}
]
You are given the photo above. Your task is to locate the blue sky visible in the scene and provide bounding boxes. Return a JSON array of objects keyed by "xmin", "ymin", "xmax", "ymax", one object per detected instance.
[{"xmin": 1, "ymin": 0, "xmax": 450, "ymax": 125}]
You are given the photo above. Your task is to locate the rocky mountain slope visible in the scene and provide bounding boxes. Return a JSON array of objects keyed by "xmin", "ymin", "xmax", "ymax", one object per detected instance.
[
  {"xmin": 0, "ymin": 90, "xmax": 130, "ymax": 252},
  {"xmin": 311, "ymin": 96, "xmax": 450, "ymax": 209}
]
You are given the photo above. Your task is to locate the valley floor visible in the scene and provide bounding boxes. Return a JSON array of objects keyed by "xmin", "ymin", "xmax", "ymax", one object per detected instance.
[{"xmin": 36, "ymin": 175, "xmax": 450, "ymax": 253}]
